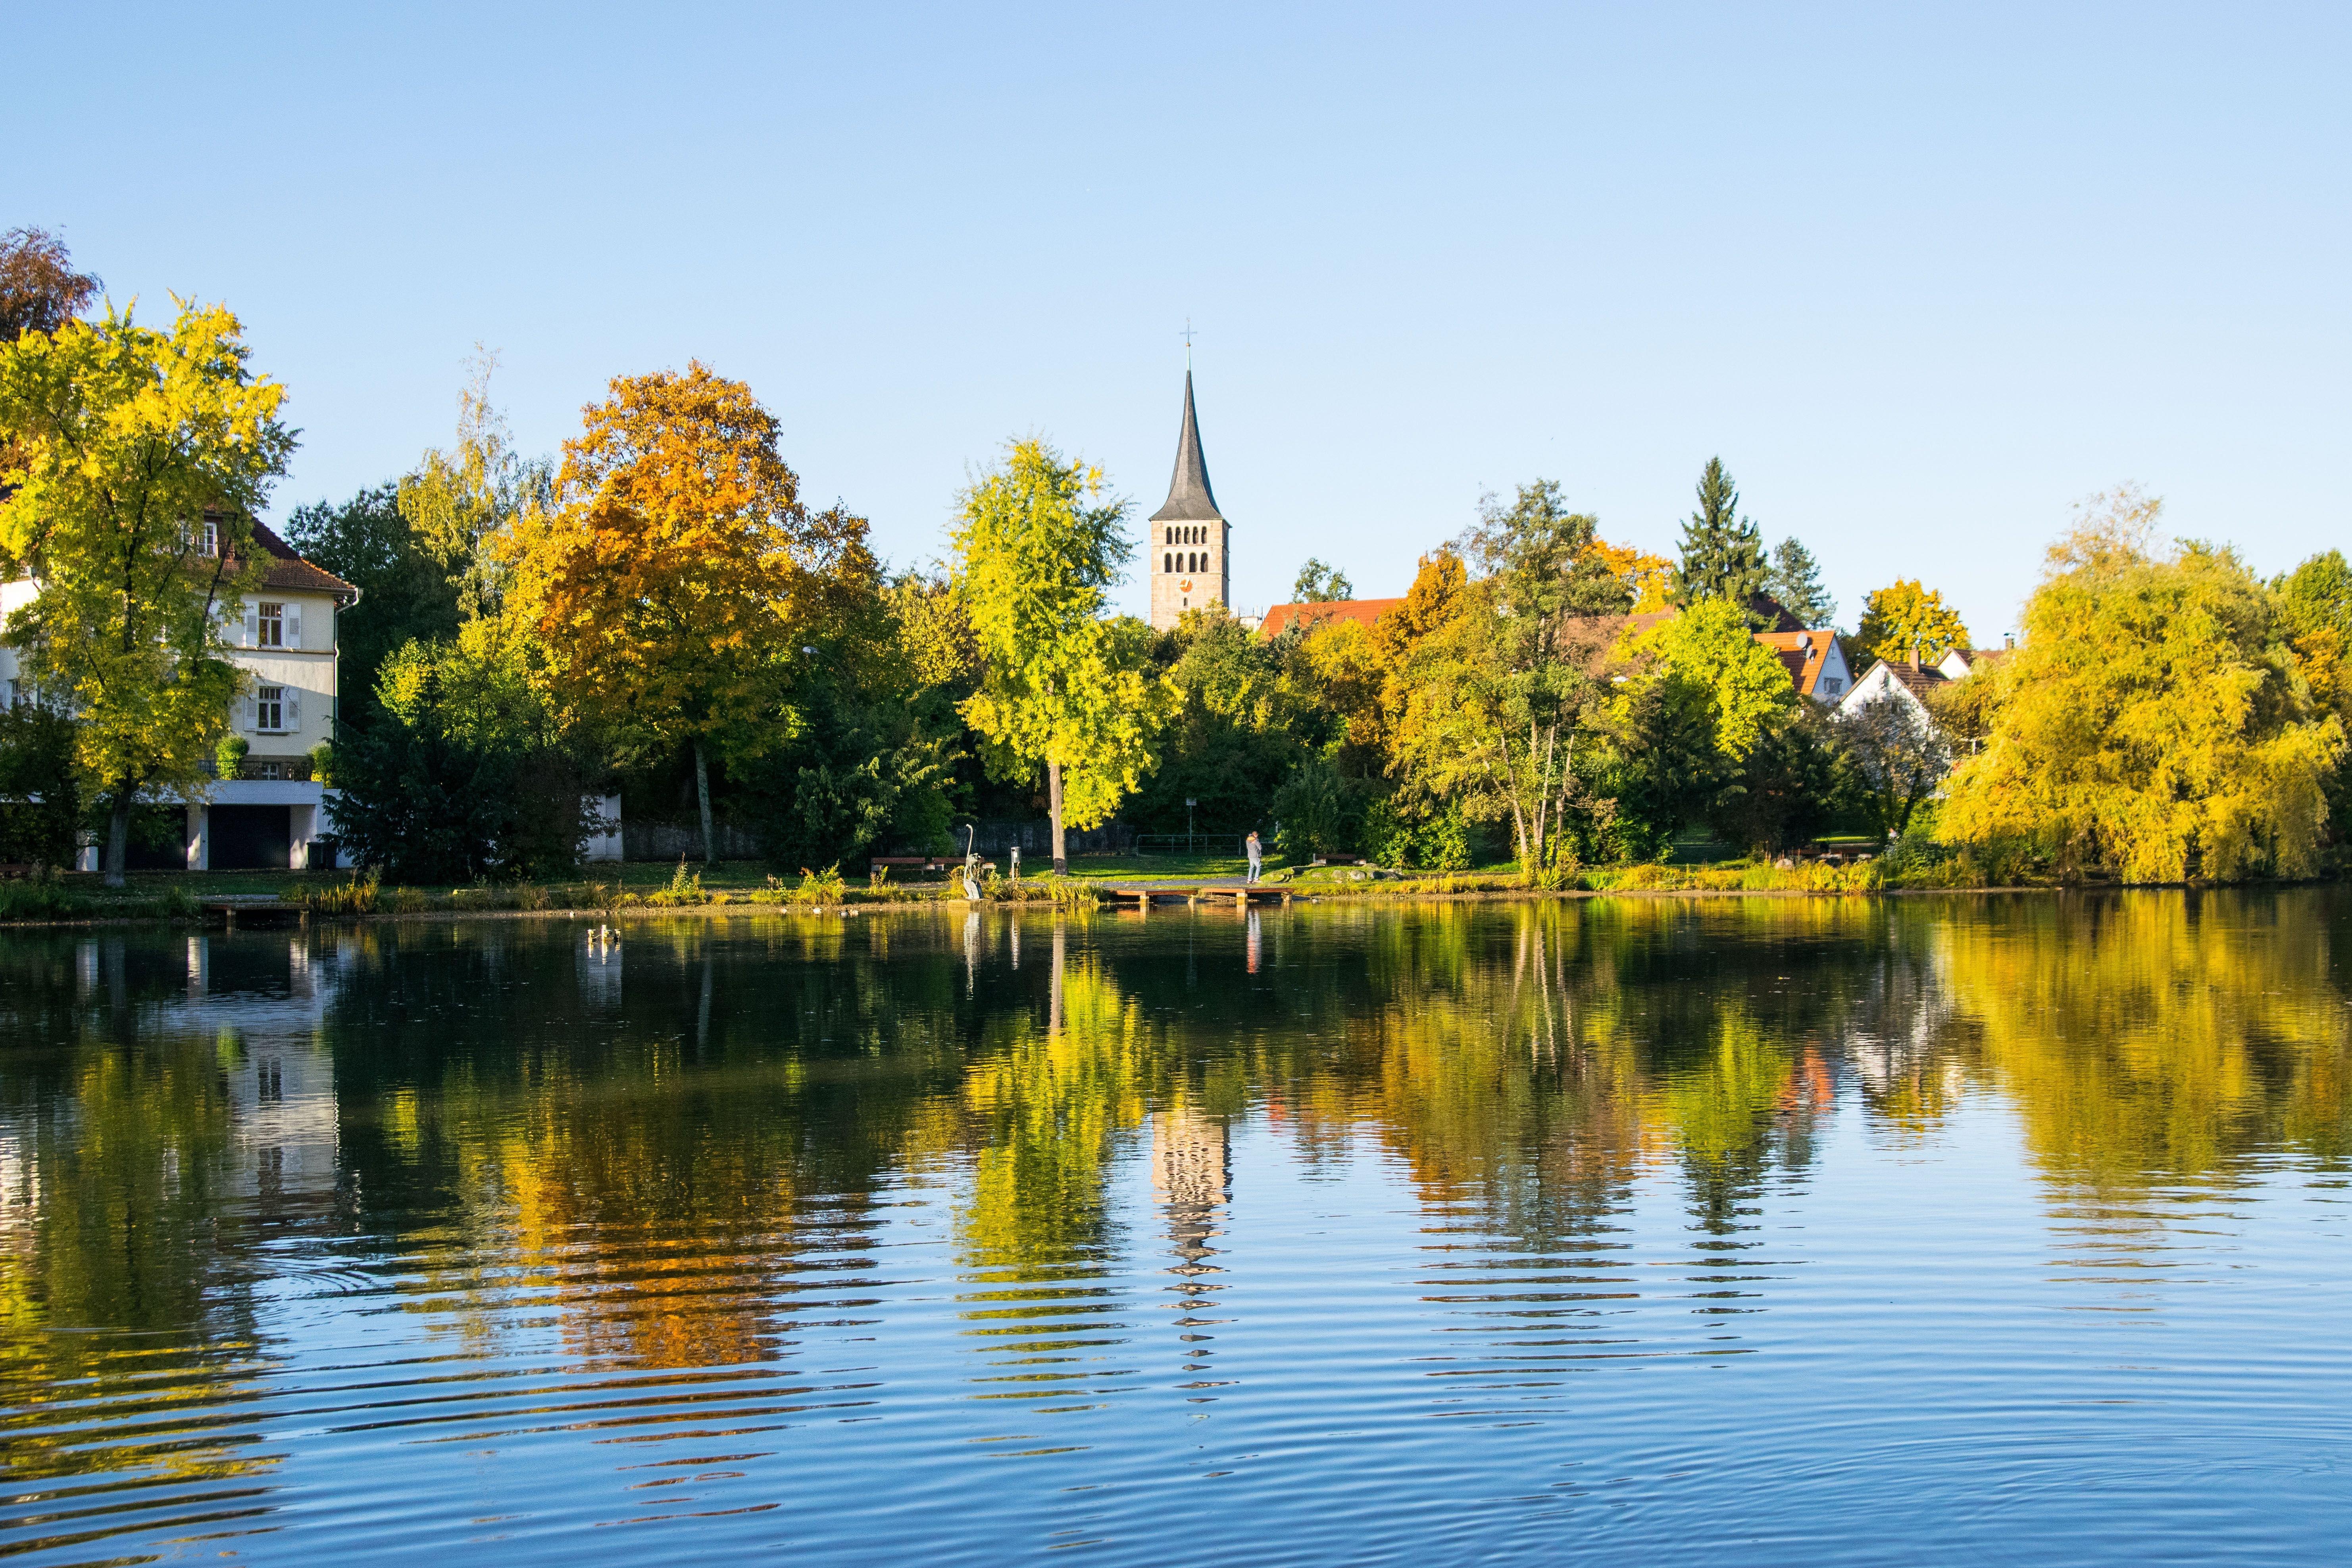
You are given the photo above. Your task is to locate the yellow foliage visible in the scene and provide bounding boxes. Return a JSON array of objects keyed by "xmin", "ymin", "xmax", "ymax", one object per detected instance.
[
  {"xmin": 1588, "ymin": 538, "xmax": 1674, "ymax": 614},
  {"xmin": 1854, "ymin": 578, "xmax": 1971, "ymax": 668},
  {"xmin": 1940, "ymin": 493, "xmax": 2343, "ymax": 880},
  {"xmin": 499, "ymin": 362, "xmax": 876, "ymax": 761}
]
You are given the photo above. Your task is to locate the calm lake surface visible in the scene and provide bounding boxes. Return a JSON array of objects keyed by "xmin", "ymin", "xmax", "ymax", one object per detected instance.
[{"xmin": 3, "ymin": 892, "xmax": 2350, "ymax": 1565}]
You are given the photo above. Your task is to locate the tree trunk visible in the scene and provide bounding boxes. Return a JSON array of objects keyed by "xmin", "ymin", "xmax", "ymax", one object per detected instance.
[
  {"xmin": 693, "ymin": 739, "xmax": 716, "ymax": 864},
  {"xmin": 103, "ymin": 781, "xmax": 133, "ymax": 888},
  {"xmin": 1048, "ymin": 762, "xmax": 1067, "ymax": 876}
]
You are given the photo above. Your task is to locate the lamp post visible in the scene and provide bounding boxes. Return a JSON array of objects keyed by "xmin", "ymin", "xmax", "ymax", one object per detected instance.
[{"xmin": 1186, "ymin": 798, "xmax": 1196, "ymax": 856}]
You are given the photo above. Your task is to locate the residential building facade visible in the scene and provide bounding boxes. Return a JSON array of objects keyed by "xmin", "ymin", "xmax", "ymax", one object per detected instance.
[{"xmin": 0, "ymin": 517, "xmax": 359, "ymax": 870}]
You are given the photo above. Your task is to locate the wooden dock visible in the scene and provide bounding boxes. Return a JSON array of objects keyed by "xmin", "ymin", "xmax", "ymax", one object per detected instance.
[{"xmin": 1099, "ymin": 884, "xmax": 1291, "ymax": 909}]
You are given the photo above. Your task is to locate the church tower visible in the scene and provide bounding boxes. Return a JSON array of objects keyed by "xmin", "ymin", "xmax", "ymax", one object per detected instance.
[{"xmin": 1147, "ymin": 370, "xmax": 1227, "ymax": 632}]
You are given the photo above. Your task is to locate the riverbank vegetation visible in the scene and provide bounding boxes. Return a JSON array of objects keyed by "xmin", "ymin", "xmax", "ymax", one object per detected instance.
[{"xmin": 5, "ymin": 229, "xmax": 2348, "ymax": 896}]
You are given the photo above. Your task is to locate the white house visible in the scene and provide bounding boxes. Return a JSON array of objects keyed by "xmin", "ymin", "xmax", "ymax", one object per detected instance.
[
  {"xmin": 1836, "ymin": 646, "xmax": 2006, "ymax": 727},
  {"xmin": 1, "ymin": 516, "xmax": 360, "ymax": 870}
]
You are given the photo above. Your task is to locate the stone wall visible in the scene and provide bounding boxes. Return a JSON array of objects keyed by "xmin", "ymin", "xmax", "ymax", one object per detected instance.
[{"xmin": 622, "ymin": 818, "xmax": 763, "ymax": 862}]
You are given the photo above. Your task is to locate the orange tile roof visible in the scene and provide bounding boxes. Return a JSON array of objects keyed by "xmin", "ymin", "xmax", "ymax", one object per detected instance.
[
  {"xmin": 1257, "ymin": 597, "xmax": 1404, "ymax": 639},
  {"xmin": 1753, "ymin": 629, "xmax": 1843, "ymax": 698}
]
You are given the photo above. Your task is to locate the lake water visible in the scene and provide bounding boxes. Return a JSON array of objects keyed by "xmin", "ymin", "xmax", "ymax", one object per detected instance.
[{"xmin": 3, "ymin": 892, "xmax": 2350, "ymax": 1565}]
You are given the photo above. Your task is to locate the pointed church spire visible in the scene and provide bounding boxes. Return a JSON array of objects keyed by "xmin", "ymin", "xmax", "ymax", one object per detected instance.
[{"xmin": 1148, "ymin": 369, "xmax": 1223, "ymax": 522}]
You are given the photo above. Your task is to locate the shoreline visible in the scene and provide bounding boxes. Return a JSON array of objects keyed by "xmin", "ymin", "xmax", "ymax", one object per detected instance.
[{"xmin": 0, "ymin": 879, "xmax": 2219, "ymax": 931}]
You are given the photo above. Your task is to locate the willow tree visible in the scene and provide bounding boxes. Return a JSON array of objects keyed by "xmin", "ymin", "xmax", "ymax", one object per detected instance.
[
  {"xmin": 0, "ymin": 300, "xmax": 292, "ymax": 883},
  {"xmin": 1940, "ymin": 488, "xmax": 2343, "ymax": 881},
  {"xmin": 952, "ymin": 439, "xmax": 1167, "ymax": 874},
  {"xmin": 501, "ymin": 362, "xmax": 875, "ymax": 862}
]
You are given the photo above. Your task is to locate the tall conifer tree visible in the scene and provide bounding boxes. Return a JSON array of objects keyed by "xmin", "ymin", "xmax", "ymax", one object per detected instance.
[
  {"xmin": 1766, "ymin": 537, "xmax": 1836, "ymax": 628},
  {"xmin": 1670, "ymin": 457, "xmax": 1769, "ymax": 619}
]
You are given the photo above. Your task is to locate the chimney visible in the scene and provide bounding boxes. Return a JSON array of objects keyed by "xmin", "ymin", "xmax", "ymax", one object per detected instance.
[{"xmin": 1908, "ymin": 642, "xmax": 1921, "ymax": 671}]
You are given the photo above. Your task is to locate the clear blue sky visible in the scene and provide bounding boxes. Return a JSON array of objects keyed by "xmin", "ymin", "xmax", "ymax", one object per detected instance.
[{"xmin": 11, "ymin": 3, "xmax": 2347, "ymax": 638}]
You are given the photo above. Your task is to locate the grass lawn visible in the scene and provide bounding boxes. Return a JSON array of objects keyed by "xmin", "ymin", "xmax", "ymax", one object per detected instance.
[{"xmin": 71, "ymin": 853, "xmax": 1296, "ymax": 901}]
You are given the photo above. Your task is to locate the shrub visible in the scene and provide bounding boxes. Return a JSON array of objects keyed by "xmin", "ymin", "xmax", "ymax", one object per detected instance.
[{"xmin": 796, "ymin": 866, "xmax": 847, "ymax": 904}]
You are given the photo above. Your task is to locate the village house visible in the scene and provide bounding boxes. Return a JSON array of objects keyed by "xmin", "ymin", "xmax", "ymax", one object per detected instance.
[
  {"xmin": 0, "ymin": 515, "xmax": 360, "ymax": 870},
  {"xmin": 1835, "ymin": 644, "xmax": 2006, "ymax": 728}
]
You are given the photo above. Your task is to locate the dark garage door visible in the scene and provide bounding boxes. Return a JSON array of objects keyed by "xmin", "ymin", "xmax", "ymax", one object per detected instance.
[
  {"xmin": 125, "ymin": 806, "xmax": 190, "ymax": 870},
  {"xmin": 210, "ymin": 805, "xmax": 291, "ymax": 870}
]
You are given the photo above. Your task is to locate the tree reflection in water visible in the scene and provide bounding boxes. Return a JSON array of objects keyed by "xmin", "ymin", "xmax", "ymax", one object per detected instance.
[{"xmin": 1, "ymin": 892, "xmax": 2349, "ymax": 1560}]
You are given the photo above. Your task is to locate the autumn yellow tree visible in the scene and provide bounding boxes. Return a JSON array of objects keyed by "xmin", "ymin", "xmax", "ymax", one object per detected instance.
[
  {"xmin": 0, "ymin": 299, "xmax": 292, "ymax": 883},
  {"xmin": 952, "ymin": 439, "xmax": 1170, "ymax": 874},
  {"xmin": 1854, "ymin": 579, "xmax": 1971, "ymax": 668},
  {"xmin": 500, "ymin": 363, "xmax": 875, "ymax": 862},
  {"xmin": 1940, "ymin": 487, "xmax": 2343, "ymax": 880},
  {"xmin": 1588, "ymin": 538, "xmax": 1674, "ymax": 613}
]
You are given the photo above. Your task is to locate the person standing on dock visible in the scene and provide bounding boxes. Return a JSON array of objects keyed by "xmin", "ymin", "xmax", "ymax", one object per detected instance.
[{"xmin": 1245, "ymin": 830, "xmax": 1262, "ymax": 885}]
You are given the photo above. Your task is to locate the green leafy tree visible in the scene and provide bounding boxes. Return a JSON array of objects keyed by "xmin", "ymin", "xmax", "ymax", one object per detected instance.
[
  {"xmin": 1290, "ymin": 558, "xmax": 1353, "ymax": 602},
  {"xmin": 1711, "ymin": 703, "xmax": 1846, "ymax": 854},
  {"xmin": 325, "ymin": 620, "xmax": 600, "ymax": 881},
  {"xmin": 1765, "ymin": 536, "xmax": 1835, "ymax": 628},
  {"xmin": 1625, "ymin": 596, "xmax": 1796, "ymax": 761},
  {"xmin": 2273, "ymin": 549, "xmax": 2352, "ymax": 835},
  {"xmin": 951, "ymin": 439, "xmax": 1172, "ymax": 873},
  {"xmin": 736, "ymin": 577, "xmax": 962, "ymax": 871},
  {"xmin": 1391, "ymin": 480, "xmax": 1631, "ymax": 872},
  {"xmin": 283, "ymin": 481, "xmax": 463, "ymax": 734},
  {"xmin": 0, "ymin": 702, "xmax": 79, "ymax": 865},
  {"xmin": 1595, "ymin": 670, "xmax": 1723, "ymax": 859},
  {"xmin": 396, "ymin": 350, "xmax": 552, "ymax": 621},
  {"xmin": 1671, "ymin": 457, "xmax": 1769, "ymax": 616},
  {"xmin": 1271, "ymin": 753, "xmax": 1366, "ymax": 858},
  {"xmin": 1854, "ymin": 579, "xmax": 1970, "ymax": 668},
  {"xmin": 1131, "ymin": 606, "xmax": 1312, "ymax": 836},
  {"xmin": 0, "ymin": 299, "xmax": 292, "ymax": 883}
]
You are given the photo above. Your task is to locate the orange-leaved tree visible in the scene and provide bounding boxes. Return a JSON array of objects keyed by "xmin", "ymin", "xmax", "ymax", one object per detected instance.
[{"xmin": 500, "ymin": 362, "xmax": 876, "ymax": 862}]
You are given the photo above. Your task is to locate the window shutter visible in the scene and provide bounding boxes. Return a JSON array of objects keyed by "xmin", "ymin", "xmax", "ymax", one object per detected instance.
[
  {"xmin": 242, "ymin": 602, "xmax": 259, "ymax": 648},
  {"xmin": 240, "ymin": 695, "xmax": 255, "ymax": 732},
  {"xmin": 285, "ymin": 603, "xmax": 302, "ymax": 649},
  {"xmin": 285, "ymin": 689, "xmax": 301, "ymax": 729}
]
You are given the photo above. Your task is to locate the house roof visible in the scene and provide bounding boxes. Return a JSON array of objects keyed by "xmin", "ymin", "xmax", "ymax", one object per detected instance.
[
  {"xmin": 1257, "ymin": 597, "xmax": 1403, "ymax": 640},
  {"xmin": 1873, "ymin": 658, "xmax": 1950, "ymax": 700},
  {"xmin": 1753, "ymin": 629, "xmax": 1843, "ymax": 698},
  {"xmin": 1147, "ymin": 369, "xmax": 1223, "ymax": 523},
  {"xmin": 248, "ymin": 519, "xmax": 360, "ymax": 599},
  {"xmin": 200, "ymin": 509, "xmax": 360, "ymax": 601},
  {"xmin": 1746, "ymin": 593, "xmax": 1803, "ymax": 633}
]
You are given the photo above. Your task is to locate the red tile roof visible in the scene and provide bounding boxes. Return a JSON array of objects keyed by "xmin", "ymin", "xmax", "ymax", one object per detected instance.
[{"xmin": 1257, "ymin": 597, "xmax": 1404, "ymax": 639}]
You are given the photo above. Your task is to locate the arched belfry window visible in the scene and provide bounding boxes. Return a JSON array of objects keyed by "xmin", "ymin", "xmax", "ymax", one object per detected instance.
[{"xmin": 1164, "ymin": 552, "xmax": 1173, "ymax": 573}]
